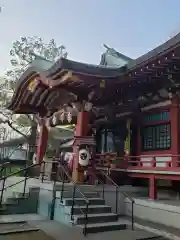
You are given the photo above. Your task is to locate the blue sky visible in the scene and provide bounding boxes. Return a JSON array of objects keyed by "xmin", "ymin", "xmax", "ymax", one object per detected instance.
[{"xmin": 0, "ymin": 0, "xmax": 180, "ymax": 75}]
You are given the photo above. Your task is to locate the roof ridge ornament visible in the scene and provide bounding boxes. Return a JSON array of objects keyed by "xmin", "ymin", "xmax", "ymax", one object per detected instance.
[
  {"xmin": 32, "ymin": 53, "xmax": 54, "ymax": 63},
  {"xmin": 103, "ymin": 44, "xmax": 118, "ymax": 56},
  {"xmin": 30, "ymin": 53, "xmax": 55, "ymax": 70},
  {"xmin": 103, "ymin": 44, "xmax": 132, "ymax": 60},
  {"xmin": 103, "ymin": 44, "xmax": 111, "ymax": 50}
]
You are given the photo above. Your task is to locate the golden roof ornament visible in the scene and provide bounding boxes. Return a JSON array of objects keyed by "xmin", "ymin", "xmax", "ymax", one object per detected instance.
[
  {"xmin": 100, "ymin": 79, "xmax": 105, "ymax": 88},
  {"xmin": 27, "ymin": 78, "xmax": 39, "ymax": 92}
]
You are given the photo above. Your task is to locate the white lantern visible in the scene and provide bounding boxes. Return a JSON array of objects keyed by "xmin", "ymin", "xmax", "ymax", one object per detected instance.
[
  {"xmin": 79, "ymin": 149, "xmax": 90, "ymax": 166},
  {"xmin": 84, "ymin": 102, "xmax": 93, "ymax": 112},
  {"xmin": 32, "ymin": 153, "xmax": 36, "ymax": 164},
  {"xmin": 52, "ymin": 115, "xmax": 57, "ymax": 125},
  {"xmin": 60, "ymin": 112, "xmax": 65, "ymax": 122},
  {"xmin": 67, "ymin": 112, "xmax": 72, "ymax": 123}
]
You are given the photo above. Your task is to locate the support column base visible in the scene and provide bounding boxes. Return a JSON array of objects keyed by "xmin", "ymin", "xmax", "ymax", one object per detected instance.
[
  {"xmin": 149, "ymin": 176, "xmax": 157, "ymax": 200},
  {"xmin": 72, "ymin": 168, "xmax": 84, "ymax": 184}
]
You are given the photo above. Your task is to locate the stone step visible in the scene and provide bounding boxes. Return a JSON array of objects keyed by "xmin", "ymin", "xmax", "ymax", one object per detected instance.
[
  {"xmin": 0, "ymin": 222, "xmax": 39, "ymax": 235},
  {"xmin": 0, "ymin": 197, "xmax": 38, "ymax": 215},
  {"xmin": 38, "ymin": 191, "xmax": 99, "ymax": 204},
  {"xmin": 78, "ymin": 221, "xmax": 127, "ymax": 234},
  {"xmin": 74, "ymin": 212, "xmax": 118, "ymax": 224},
  {"xmin": 38, "ymin": 183, "xmax": 97, "ymax": 193},
  {"xmin": 12, "ymin": 192, "xmax": 29, "ymax": 199},
  {"xmin": 54, "ymin": 184, "xmax": 96, "ymax": 192},
  {"xmin": 0, "ymin": 205, "xmax": 7, "ymax": 212},
  {"xmin": 65, "ymin": 205, "xmax": 112, "ymax": 215},
  {"xmin": 0, "ymin": 221, "xmax": 26, "ymax": 224},
  {"xmin": 56, "ymin": 190, "xmax": 99, "ymax": 199},
  {"xmin": 5, "ymin": 197, "xmax": 27, "ymax": 205},
  {"xmin": 0, "ymin": 228, "xmax": 39, "ymax": 235},
  {"xmin": 63, "ymin": 197, "xmax": 105, "ymax": 206}
]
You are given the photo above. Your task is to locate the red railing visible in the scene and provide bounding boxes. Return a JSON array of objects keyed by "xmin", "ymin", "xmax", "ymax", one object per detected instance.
[
  {"xmin": 94, "ymin": 152, "xmax": 119, "ymax": 166},
  {"xmin": 126, "ymin": 155, "xmax": 180, "ymax": 171},
  {"xmin": 94, "ymin": 153, "xmax": 180, "ymax": 171}
]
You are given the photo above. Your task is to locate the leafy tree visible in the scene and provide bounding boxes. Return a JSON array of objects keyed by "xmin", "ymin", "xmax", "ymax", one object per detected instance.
[
  {"xmin": 0, "ymin": 36, "xmax": 68, "ymax": 164},
  {"xmin": 6, "ymin": 36, "xmax": 67, "ymax": 83}
]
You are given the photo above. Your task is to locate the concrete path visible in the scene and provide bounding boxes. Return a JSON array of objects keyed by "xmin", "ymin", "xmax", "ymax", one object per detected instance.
[
  {"xmin": 0, "ymin": 213, "xmax": 163, "ymax": 240},
  {"xmin": 28, "ymin": 219, "xmax": 162, "ymax": 240},
  {"xmin": 124, "ymin": 216, "xmax": 180, "ymax": 240},
  {"xmin": 1, "ymin": 230, "xmax": 55, "ymax": 240},
  {"xmin": 0, "ymin": 214, "xmax": 46, "ymax": 223}
]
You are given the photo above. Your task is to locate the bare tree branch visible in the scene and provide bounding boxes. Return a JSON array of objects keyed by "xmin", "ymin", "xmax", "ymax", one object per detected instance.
[
  {"xmin": 7, "ymin": 121, "xmax": 29, "ymax": 139},
  {"xmin": 0, "ymin": 118, "xmax": 29, "ymax": 139}
]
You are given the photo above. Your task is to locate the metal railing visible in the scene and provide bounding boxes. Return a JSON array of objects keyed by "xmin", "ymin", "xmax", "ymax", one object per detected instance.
[
  {"xmin": 47, "ymin": 160, "xmax": 89, "ymax": 236},
  {"xmin": 0, "ymin": 158, "xmax": 134, "ymax": 234},
  {"xmin": 100, "ymin": 169, "xmax": 134, "ymax": 230},
  {"xmin": 0, "ymin": 162, "xmax": 10, "ymax": 178},
  {"xmin": 90, "ymin": 167, "xmax": 134, "ymax": 230},
  {"xmin": 0, "ymin": 144, "xmax": 26, "ymax": 161},
  {"xmin": 0, "ymin": 162, "xmax": 42, "ymax": 205},
  {"xmin": 0, "ymin": 159, "xmax": 90, "ymax": 236}
]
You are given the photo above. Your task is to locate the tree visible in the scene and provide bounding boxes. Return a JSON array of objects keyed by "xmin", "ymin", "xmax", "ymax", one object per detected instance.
[
  {"xmin": 6, "ymin": 36, "xmax": 67, "ymax": 83},
  {"xmin": 0, "ymin": 36, "xmax": 68, "ymax": 165}
]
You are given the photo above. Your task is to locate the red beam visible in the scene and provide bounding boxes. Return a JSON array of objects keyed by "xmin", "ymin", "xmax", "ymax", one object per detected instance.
[{"xmin": 128, "ymin": 172, "xmax": 180, "ymax": 181}]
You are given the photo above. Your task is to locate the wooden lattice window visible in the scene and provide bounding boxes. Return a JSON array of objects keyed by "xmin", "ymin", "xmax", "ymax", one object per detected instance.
[
  {"xmin": 143, "ymin": 112, "xmax": 170, "ymax": 123},
  {"xmin": 141, "ymin": 123, "xmax": 171, "ymax": 151}
]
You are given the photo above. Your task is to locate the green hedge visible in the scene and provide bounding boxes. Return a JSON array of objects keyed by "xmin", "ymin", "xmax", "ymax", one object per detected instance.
[{"xmin": 2, "ymin": 166, "xmax": 22, "ymax": 177}]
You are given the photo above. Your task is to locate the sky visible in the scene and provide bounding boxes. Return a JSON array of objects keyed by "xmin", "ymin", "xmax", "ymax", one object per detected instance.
[{"xmin": 0, "ymin": 0, "xmax": 180, "ymax": 75}]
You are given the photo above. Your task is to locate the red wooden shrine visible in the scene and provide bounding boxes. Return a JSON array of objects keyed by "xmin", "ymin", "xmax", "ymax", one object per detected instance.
[{"xmin": 7, "ymin": 33, "xmax": 180, "ymax": 200}]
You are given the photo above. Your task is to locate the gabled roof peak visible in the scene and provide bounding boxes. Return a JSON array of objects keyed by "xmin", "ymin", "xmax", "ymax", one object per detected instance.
[
  {"xmin": 30, "ymin": 53, "xmax": 54, "ymax": 70},
  {"xmin": 103, "ymin": 44, "xmax": 133, "ymax": 61}
]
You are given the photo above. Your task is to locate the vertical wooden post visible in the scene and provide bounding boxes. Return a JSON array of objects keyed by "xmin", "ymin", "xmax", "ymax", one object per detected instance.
[
  {"xmin": 75, "ymin": 111, "xmax": 89, "ymax": 137},
  {"xmin": 170, "ymin": 97, "xmax": 179, "ymax": 167},
  {"xmin": 72, "ymin": 112, "xmax": 89, "ymax": 183},
  {"xmin": 149, "ymin": 176, "xmax": 157, "ymax": 200},
  {"xmin": 36, "ymin": 123, "xmax": 48, "ymax": 163}
]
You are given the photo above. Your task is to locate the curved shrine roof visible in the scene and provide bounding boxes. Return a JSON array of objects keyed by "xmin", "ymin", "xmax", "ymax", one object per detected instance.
[
  {"xmin": 8, "ymin": 57, "xmax": 127, "ymax": 116},
  {"xmin": 7, "ymin": 33, "xmax": 180, "ymax": 117}
]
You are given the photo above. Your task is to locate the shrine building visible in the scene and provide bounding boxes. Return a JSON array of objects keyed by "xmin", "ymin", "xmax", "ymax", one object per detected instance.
[{"xmin": 7, "ymin": 33, "xmax": 180, "ymax": 200}]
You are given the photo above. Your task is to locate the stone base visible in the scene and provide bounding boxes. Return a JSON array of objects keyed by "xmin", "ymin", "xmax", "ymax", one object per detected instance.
[{"xmin": 72, "ymin": 169, "xmax": 84, "ymax": 183}]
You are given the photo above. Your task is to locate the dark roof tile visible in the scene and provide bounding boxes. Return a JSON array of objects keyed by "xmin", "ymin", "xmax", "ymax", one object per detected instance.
[{"xmin": 128, "ymin": 33, "xmax": 180, "ymax": 70}]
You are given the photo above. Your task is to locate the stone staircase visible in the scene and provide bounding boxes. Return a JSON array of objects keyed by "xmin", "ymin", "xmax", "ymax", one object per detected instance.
[
  {"xmin": 0, "ymin": 177, "xmax": 174, "ymax": 239},
  {"xmin": 38, "ymin": 183, "xmax": 127, "ymax": 234},
  {"xmin": 0, "ymin": 167, "xmax": 131, "ymax": 236},
  {"xmin": 0, "ymin": 187, "xmax": 39, "ymax": 215},
  {"xmin": 0, "ymin": 177, "xmax": 128, "ymax": 234}
]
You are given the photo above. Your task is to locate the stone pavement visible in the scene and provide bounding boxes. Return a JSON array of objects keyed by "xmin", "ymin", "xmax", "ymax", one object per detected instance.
[
  {"xmin": 124, "ymin": 216, "xmax": 180, "ymax": 240},
  {"xmin": 0, "ymin": 214, "xmax": 45, "ymax": 223},
  {"xmin": 0, "ymin": 214, "xmax": 170, "ymax": 240},
  {"xmin": 28, "ymin": 219, "xmax": 163, "ymax": 240},
  {"xmin": 0, "ymin": 230, "xmax": 55, "ymax": 240}
]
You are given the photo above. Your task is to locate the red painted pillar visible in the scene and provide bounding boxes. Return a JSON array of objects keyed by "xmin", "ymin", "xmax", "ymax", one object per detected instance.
[
  {"xmin": 36, "ymin": 123, "xmax": 48, "ymax": 163},
  {"xmin": 170, "ymin": 97, "xmax": 179, "ymax": 167},
  {"xmin": 75, "ymin": 111, "xmax": 89, "ymax": 137},
  {"xmin": 72, "ymin": 111, "xmax": 89, "ymax": 183},
  {"xmin": 149, "ymin": 176, "xmax": 157, "ymax": 200}
]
